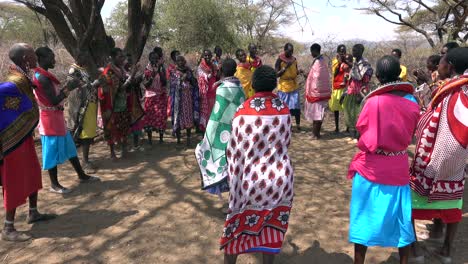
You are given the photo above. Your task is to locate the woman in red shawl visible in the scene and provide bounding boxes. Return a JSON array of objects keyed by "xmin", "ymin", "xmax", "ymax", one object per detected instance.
[
  {"xmin": 410, "ymin": 48, "xmax": 468, "ymax": 263},
  {"xmin": 197, "ymin": 49, "xmax": 217, "ymax": 132}
]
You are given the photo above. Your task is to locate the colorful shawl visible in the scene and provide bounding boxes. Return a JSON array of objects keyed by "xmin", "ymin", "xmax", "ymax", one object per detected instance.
[
  {"xmin": 348, "ymin": 58, "xmax": 373, "ymax": 95},
  {"xmin": 196, "ymin": 77, "xmax": 246, "ymax": 191},
  {"xmin": 410, "ymin": 75, "xmax": 468, "ymax": 201},
  {"xmin": 170, "ymin": 67, "xmax": 200, "ymax": 135},
  {"xmin": 305, "ymin": 55, "xmax": 331, "ymax": 103},
  {"xmin": 220, "ymin": 92, "xmax": 293, "ymax": 251},
  {"xmin": 0, "ymin": 81, "xmax": 37, "ymax": 156},
  {"xmin": 98, "ymin": 64, "xmax": 144, "ymax": 128},
  {"xmin": 198, "ymin": 59, "xmax": 218, "ymax": 130}
]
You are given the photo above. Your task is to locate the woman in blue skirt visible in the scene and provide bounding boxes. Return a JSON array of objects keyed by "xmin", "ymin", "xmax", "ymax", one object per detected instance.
[{"xmin": 347, "ymin": 55, "xmax": 420, "ymax": 264}]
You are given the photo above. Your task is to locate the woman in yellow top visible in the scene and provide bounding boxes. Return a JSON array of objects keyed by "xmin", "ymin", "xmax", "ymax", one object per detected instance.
[
  {"xmin": 234, "ymin": 49, "xmax": 254, "ymax": 98},
  {"xmin": 275, "ymin": 43, "xmax": 301, "ymax": 130},
  {"xmin": 329, "ymin": 44, "xmax": 347, "ymax": 133},
  {"xmin": 246, "ymin": 43, "xmax": 263, "ymax": 72}
]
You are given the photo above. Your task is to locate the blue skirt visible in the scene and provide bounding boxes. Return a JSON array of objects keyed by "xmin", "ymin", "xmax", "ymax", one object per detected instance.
[
  {"xmin": 277, "ymin": 90, "xmax": 300, "ymax": 110},
  {"xmin": 41, "ymin": 132, "xmax": 78, "ymax": 170},
  {"xmin": 349, "ymin": 173, "xmax": 415, "ymax": 248}
]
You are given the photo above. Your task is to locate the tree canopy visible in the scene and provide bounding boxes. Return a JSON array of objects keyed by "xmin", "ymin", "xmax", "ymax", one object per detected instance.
[
  {"xmin": 0, "ymin": 2, "xmax": 57, "ymax": 45},
  {"xmin": 356, "ymin": 0, "xmax": 468, "ymax": 48},
  {"xmin": 105, "ymin": 0, "xmax": 296, "ymax": 54}
]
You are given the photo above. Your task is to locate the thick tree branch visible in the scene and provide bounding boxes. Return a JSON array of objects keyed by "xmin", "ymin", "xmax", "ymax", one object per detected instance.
[
  {"xmin": 12, "ymin": 0, "xmax": 47, "ymax": 15},
  {"xmin": 46, "ymin": 0, "xmax": 83, "ymax": 35}
]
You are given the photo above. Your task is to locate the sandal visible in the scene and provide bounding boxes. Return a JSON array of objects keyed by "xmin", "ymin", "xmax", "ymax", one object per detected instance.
[
  {"xmin": 27, "ymin": 213, "xmax": 57, "ymax": 224},
  {"xmin": 1, "ymin": 229, "xmax": 31, "ymax": 242},
  {"xmin": 49, "ymin": 187, "xmax": 72, "ymax": 194},
  {"xmin": 83, "ymin": 162, "xmax": 97, "ymax": 174}
]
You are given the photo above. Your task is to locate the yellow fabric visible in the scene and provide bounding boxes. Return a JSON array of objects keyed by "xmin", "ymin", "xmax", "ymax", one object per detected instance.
[
  {"xmin": 331, "ymin": 58, "xmax": 339, "ymax": 88},
  {"xmin": 246, "ymin": 56, "xmax": 258, "ymax": 72},
  {"xmin": 79, "ymin": 102, "xmax": 97, "ymax": 139},
  {"xmin": 278, "ymin": 60, "xmax": 298, "ymax": 93},
  {"xmin": 400, "ymin": 65, "xmax": 408, "ymax": 82},
  {"xmin": 235, "ymin": 66, "xmax": 254, "ymax": 98},
  {"xmin": 329, "ymin": 88, "xmax": 344, "ymax": 112}
]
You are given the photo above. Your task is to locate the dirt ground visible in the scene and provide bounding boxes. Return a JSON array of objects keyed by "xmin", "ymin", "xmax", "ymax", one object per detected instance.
[{"xmin": 0, "ymin": 114, "xmax": 467, "ymax": 264}]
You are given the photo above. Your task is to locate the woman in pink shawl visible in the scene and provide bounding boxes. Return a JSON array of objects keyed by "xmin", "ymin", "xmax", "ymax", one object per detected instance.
[
  {"xmin": 197, "ymin": 49, "xmax": 217, "ymax": 132},
  {"xmin": 348, "ymin": 56, "xmax": 419, "ymax": 264},
  {"xmin": 304, "ymin": 43, "xmax": 331, "ymax": 139}
]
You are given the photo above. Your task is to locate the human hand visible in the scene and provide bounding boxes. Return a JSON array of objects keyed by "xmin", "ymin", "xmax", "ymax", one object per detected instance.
[{"xmin": 66, "ymin": 77, "xmax": 81, "ymax": 90}]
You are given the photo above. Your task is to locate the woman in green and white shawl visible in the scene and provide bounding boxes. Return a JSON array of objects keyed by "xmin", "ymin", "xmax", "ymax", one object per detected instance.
[{"xmin": 195, "ymin": 58, "xmax": 246, "ymax": 198}]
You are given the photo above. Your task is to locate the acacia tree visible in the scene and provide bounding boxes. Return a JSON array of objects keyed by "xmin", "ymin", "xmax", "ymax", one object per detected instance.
[
  {"xmin": 355, "ymin": 0, "xmax": 468, "ymax": 48},
  {"xmin": 13, "ymin": 0, "xmax": 156, "ymax": 77}
]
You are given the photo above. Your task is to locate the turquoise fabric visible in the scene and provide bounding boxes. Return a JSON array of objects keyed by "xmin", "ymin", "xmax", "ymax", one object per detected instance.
[
  {"xmin": 349, "ymin": 173, "xmax": 416, "ymax": 248},
  {"xmin": 41, "ymin": 132, "xmax": 77, "ymax": 170}
]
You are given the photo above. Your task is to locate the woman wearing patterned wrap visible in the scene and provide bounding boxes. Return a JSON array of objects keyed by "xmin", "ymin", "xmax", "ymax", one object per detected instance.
[
  {"xmin": 275, "ymin": 43, "xmax": 301, "ymax": 131},
  {"xmin": 221, "ymin": 66, "xmax": 293, "ymax": 264},
  {"xmin": 98, "ymin": 48, "xmax": 144, "ymax": 160},
  {"xmin": 410, "ymin": 48, "xmax": 468, "ymax": 263},
  {"xmin": 169, "ymin": 55, "xmax": 200, "ymax": 145},
  {"xmin": 143, "ymin": 49, "xmax": 167, "ymax": 144},
  {"xmin": 348, "ymin": 56, "xmax": 419, "ymax": 264},
  {"xmin": 198, "ymin": 49, "xmax": 218, "ymax": 132},
  {"xmin": 196, "ymin": 58, "xmax": 245, "ymax": 198},
  {"xmin": 67, "ymin": 52, "xmax": 104, "ymax": 173}
]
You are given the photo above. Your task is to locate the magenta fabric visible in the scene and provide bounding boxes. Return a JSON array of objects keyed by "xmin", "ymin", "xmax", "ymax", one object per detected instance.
[{"xmin": 348, "ymin": 93, "xmax": 419, "ymax": 186}]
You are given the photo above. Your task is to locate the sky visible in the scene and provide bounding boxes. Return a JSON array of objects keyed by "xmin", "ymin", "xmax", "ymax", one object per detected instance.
[
  {"xmin": 0, "ymin": 0, "xmax": 398, "ymax": 42},
  {"xmin": 100, "ymin": 0, "xmax": 398, "ymax": 43}
]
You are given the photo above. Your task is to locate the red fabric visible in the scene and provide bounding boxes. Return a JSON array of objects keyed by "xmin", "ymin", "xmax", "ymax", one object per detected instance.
[
  {"xmin": 33, "ymin": 67, "xmax": 60, "ymax": 85},
  {"xmin": 98, "ymin": 65, "xmax": 115, "ymax": 113},
  {"xmin": 198, "ymin": 59, "xmax": 217, "ymax": 131},
  {"xmin": 238, "ymin": 62, "xmax": 250, "ymax": 70},
  {"xmin": 412, "ymin": 209, "xmax": 462, "ymax": 223},
  {"xmin": 365, "ymin": 83, "xmax": 414, "ymax": 99},
  {"xmin": 447, "ymin": 88, "xmax": 468, "ymax": 147},
  {"xmin": 333, "ymin": 63, "xmax": 349, "ymax": 90},
  {"xmin": 249, "ymin": 56, "xmax": 263, "ymax": 69},
  {"xmin": 1, "ymin": 136, "xmax": 42, "ymax": 210},
  {"xmin": 278, "ymin": 53, "xmax": 296, "ymax": 64},
  {"xmin": 32, "ymin": 68, "xmax": 67, "ymax": 136},
  {"xmin": 410, "ymin": 76, "xmax": 468, "ymax": 201},
  {"xmin": 233, "ymin": 92, "xmax": 291, "ymax": 118},
  {"xmin": 144, "ymin": 95, "xmax": 167, "ymax": 130},
  {"xmin": 224, "ymin": 226, "xmax": 284, "ymax": 255},
  {"xmin": 306, "ymin": 95, "xmax": 330, "ymax": 103}
]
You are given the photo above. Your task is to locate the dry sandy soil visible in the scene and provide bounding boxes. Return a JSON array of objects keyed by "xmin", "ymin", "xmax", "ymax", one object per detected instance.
[{"xmin": 0, "ymin": 115, "xmax": 467, "ymax": 264}]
